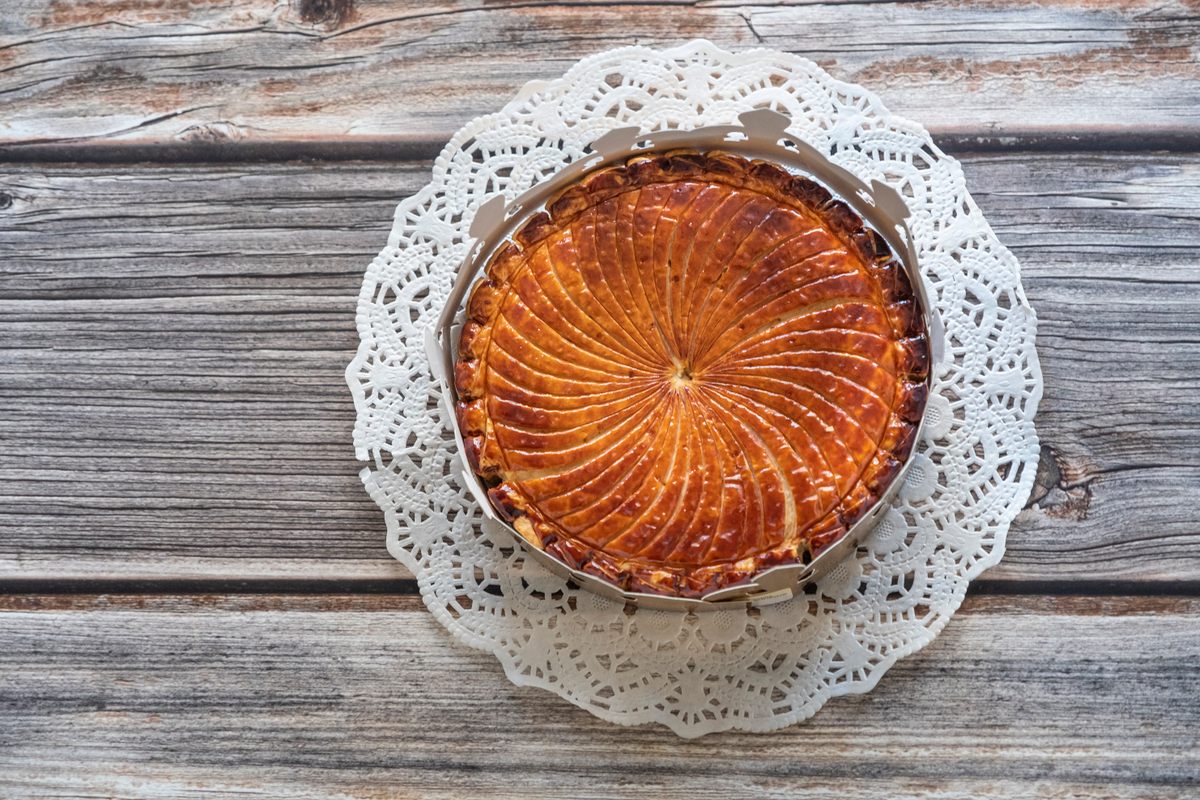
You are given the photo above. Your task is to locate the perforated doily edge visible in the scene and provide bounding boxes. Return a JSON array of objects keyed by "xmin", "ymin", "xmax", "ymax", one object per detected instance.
[{"xmin": 346, "ymin": 39, "xmax": 1044, "ymax": 738}]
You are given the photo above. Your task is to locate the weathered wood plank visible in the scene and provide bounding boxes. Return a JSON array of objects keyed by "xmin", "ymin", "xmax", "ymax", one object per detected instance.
[
  {"xmin": 1, "ymin": 0, "xmax": 1199, "ymax": 152},
  {"xmin": 0, "ymin": 594, "xmax": 1197, "ymax": 798},
  {"xmin": 1, "ymin": 152, "xmax": 1198, "ymax": 584}
]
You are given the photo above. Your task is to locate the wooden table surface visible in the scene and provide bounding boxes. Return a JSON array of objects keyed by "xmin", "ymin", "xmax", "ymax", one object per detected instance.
[{"xmin": 2, "ymin": 2, "xmax": 1198, "ymax": 798}]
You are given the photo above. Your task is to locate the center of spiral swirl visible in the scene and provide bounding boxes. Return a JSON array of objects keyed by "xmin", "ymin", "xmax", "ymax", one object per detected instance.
[{"xmin": 668, "ymin": 361, "xmax": 696, "ymax": 390}]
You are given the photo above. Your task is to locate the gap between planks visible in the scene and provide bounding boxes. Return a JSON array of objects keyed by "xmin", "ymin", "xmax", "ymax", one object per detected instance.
[
  {"xmin": 1, "ymin": 129, "xmax": 1200, "ymax": 166},
  {"xmin": 2, "ymin": 578, "xmax": 1199, "ymax": 602},
  {"xmin": 1, "ymin": 589, "xmax": 1199, "ymax": 615}
]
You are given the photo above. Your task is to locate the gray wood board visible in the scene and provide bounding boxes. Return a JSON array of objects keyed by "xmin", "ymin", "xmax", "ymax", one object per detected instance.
[
  {"xmin": 1, "ymin": 0, "xmax": 1199, "ymax": 153},
  {"xmin": 1, "ymin": 152, "xmax": 1198, "ymax": 585},
  {"xmin": 1, "ymin": 593, "xmax": 1198, "ymax": 799}
]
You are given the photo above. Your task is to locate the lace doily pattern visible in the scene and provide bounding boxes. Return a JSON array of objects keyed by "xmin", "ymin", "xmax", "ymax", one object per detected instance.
[{"xmin": 347, "ymin": 40, "xmax": 1042, "ymax": 737}]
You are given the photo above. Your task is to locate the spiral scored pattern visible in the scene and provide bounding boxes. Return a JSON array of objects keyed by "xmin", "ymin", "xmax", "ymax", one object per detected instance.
[{"xmin": 455, "ymin": 150, "xmax": 930, "ymax": 598}]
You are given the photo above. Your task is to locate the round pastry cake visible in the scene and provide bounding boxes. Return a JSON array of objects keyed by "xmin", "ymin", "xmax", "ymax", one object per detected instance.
[{"xmin": 454, "ymin": 150, "xmax": 930, "ymax": 598}]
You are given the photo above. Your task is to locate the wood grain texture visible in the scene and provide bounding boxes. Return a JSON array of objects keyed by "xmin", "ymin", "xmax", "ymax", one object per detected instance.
[
  {"xmin": 1, "ymin": 2, "xmax": 1196, "ymax": 792},
  {"xmin": 2, "ymin": 152, "xmax": 1198, "ymax": 585},
  {"xmin": 1, "ymin": 594, "xmax": 1198, "ymax": 799},
  {"xmin": 1, "ymin": 0, "xmax": 1199, "ymax": 154}
]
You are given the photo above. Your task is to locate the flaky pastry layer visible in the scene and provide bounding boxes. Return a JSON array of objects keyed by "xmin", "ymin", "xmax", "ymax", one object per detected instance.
[{"xmin": 455, "ymin": 150, "xmax": 929, "ymax": 598}]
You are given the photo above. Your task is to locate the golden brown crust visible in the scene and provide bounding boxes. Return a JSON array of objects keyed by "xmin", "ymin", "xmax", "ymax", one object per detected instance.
[{"xmin": 455, "ymin": 150, "xmax": 930, "ymax": 598}]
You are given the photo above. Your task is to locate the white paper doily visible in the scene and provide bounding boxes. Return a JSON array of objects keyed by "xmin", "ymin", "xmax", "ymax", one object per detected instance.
[{"xmin": 346, "ymin": 40, "xmax": 1042, "ymax": 738}]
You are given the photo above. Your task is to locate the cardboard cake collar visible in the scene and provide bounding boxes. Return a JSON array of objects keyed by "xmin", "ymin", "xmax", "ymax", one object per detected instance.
[{"xmin": 425, "ymin": 109, "xmax": 944, "ymax": 611}]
